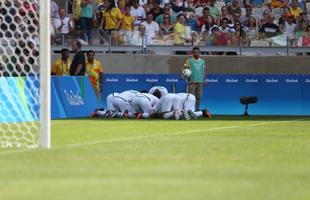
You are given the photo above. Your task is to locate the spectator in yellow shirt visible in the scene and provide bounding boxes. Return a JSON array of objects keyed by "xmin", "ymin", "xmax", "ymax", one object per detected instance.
[
  {"xmin": 289, "ymin": 0, "xmax": 303, "ymax": 19},
  {"xmin": 101, "ymin": 0, "xmax": 123, "ymax": 33},
  {"xmin": 85, "ymin": 50, "xmax": 104, "ymax": 101},
  {"xmin": 51, "ymin": 48, "xmax": 72, "ymax": 76},
  {"xmin": 121, "ymin": 6, "xmax": 136, "ymax": 31}
]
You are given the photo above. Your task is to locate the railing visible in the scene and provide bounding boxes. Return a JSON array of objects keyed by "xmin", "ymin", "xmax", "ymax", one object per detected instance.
[{"xmin": 52, "ymin": 30, "xmax": 310, "ymax": 56}]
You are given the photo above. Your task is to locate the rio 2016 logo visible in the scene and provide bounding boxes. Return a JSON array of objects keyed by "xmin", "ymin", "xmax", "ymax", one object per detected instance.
[{"xmin": 64, "ymin": 89, "xmax": 84, "ymax": 106}]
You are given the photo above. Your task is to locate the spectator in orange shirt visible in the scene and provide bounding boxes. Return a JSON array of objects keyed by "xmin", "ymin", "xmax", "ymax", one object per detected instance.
[{"xmin": 85, "ymin": 50, "xmax": 104, "ymax": 101}]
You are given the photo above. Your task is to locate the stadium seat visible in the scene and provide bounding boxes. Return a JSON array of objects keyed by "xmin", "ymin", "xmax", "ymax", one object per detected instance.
[{"xmin": 250, "ymin": 40, "xmax": 270, "ymax": 47}]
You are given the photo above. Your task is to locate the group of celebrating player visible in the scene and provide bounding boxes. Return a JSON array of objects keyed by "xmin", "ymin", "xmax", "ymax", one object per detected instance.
[{"xmin": 91, "ymin": 86, "xmax": 211, "ymax": 120}]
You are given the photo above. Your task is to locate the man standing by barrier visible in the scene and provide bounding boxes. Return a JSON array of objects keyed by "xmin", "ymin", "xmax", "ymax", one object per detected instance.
[
  {"xmin": 51, "ymin": 48, "xmax": 72, "ymax": 76},
  {"xmin": 85, "ymin": 50, "xmax": 104, "ymax": 101},
  {"xmin": 70, "ymin": 40, "xmax": 86, "ymax": 76},
  {"xmin": 181, "ymin": 47, "xmax": 206, "ymax": 111}
]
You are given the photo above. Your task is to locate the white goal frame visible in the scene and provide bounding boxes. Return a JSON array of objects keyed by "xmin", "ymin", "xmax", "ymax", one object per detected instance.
[{"xmin": 39, "ymin": 0, "xmax": 51, "ymax": 149}]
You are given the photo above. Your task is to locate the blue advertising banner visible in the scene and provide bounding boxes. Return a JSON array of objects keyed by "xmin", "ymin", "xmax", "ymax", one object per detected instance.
[
  {"xmin": 101, "ymin": 74, "xmax": 310, "ymax": 116},
  {"xmin": 0, "ymin": 77, "xmax": 37, "ymax": 123},
  {"xmin": 51, "ymin": 76, "xmax": 101, "ymax": 119}
]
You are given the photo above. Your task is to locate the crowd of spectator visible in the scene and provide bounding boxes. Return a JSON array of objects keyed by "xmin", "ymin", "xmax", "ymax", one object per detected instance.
[
  {"xmin": 50, "ymin": 0, "xmax": 310, "ymax": 51},
  {"xmin": 0, "ymin": 0, "xmax": 40, "ymax": 76}
]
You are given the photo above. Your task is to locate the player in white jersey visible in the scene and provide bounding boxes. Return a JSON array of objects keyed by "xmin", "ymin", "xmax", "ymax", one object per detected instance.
[
  {"xmin": 93, "ymin": 90, "xmax": 139, "ymax": 118},
  {"xmin": 130, "ymin": 92, "xmax": 160, "ymax": 119},
  {"xmin": 154, "ymin": 93, "xmax": 183, "ymax": 120},
  {"xmin": 177, "ymin": 93, "xmax": 211, "ymax": 120},
  {"xmin": 149, "ymin": 86, "xmax": 168, "ymax": 98}
]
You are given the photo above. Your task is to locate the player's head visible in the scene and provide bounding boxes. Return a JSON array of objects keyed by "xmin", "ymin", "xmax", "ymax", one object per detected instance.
[
  {"xmin": 202, "ymin": 109, "xmax": 212, "ymax": 118},
  {"xmin": 72, "ymin": 40, "xmax": 81, "ymax": 52},
  {"xmin": 192, "ymin": 46, "xmax": 200, "ymax": 59},
  {"xmin": 61, "ymin": 48, "xmax": 70, "ymax": 60},
  {"xmin": 87, "ymin": 50, "xmax": 95, "ymax": 62},
  {"xmin": 152, "ymin": 89, "xmax": 162, "ymax": 99}
]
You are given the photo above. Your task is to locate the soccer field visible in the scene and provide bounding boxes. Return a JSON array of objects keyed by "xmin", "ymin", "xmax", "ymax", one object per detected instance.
[{"xmin": 1, "ymin": 116, "xmax": 310, "ymax": 200}]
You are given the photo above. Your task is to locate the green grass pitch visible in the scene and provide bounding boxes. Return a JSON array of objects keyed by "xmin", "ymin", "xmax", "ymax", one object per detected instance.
[{"xmin": 1, "ymin": 116, "xmax": 310, "ymax": 200}]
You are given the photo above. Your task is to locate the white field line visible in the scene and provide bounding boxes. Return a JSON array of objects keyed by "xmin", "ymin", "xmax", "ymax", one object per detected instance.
[{"xmin": 0, "ymin": 118, "xmax": 307, "ymax": 155}]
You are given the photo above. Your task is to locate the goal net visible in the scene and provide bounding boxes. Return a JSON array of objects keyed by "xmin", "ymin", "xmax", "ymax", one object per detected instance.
[{"xmin": 0, "ymin": 0, "xmax": 50, "ymax": 149}]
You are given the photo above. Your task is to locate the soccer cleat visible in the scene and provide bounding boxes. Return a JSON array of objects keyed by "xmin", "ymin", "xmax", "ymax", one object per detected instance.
[
  {"xmin": 136, "ymin": 112, "xmax": 142, "ymax": 119},
  {"xmin": 183, "ymin": 110, "xmax": 191, "ymax": 120},
  {"xmin": 90, "ymin": 112, "xmax": 97, "ymax": 118},
  {"xmin": 111, "ymin": 111, "xmax": 118, "ymax": 118},
  {"xmin": 187, "ymin": 110, "xmax": 198, "ymax": 120},
  {"xmin": 103, "ymin": 110, "xmax": 111, "ymax": 118},
  {"xmin": 203, "ymin": 109, "xmax": 212, "ymax": 119},
  {"xmin": 174, "ymin": 110, "xmax": 181, "ymax": 120},
  {"xmin": 123, "ymin": 110, "xmax": 129, "ymax": 118}
]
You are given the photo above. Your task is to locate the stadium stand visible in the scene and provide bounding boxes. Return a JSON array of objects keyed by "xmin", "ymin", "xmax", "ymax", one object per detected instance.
[{"xmin": 49, "ymin": 0, "xmax": 310, "ymax": 55}]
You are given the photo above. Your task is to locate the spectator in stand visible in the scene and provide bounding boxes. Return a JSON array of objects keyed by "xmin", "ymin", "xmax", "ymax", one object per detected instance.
[
  {"xmin": 200, "ymin": 15, "xmax": 216, "ymax": 33},
  {"xmin": 227, "ymin": 0, "xmax": 242, "ymax": 16},
  {"xmin": 143, "ymin": 0, "xmax": 155, "ymax": 14},
  {"xmin": 171, "ymin": 0, "xmax": 186, "ymax": 13},
  {"xmin": 244, "ymin": 15, "xmax": 259, "ymax": 41},
  {"xmin": 130, "ymin": 24, "xmax": 147, "ymax": 45},
  {"xmin": 194, "ymin": 0, "xmax": 208, "ymax": 7},
  {"xmin": 198, "ymin": 7, "xmax": 211, "ymax": 30},
  {"xmin": 278, "ymin": 7, "xmax": 293, "ymax": 26},
  {"xmin": 52, "ymin": 48, "xmax": 72, "ymax": 76},
  {"xmin": 240, "ymin": 5, "xmax": 255, "ymax": 26},
  {"xmin": 294, "ymin": 19, "xmax": 308, "ymax": 45},
  {"xmin": 174, "ymin": 14, "xmax": 187, "ymax": 45},
  {"xmin": 85, "ymin": 50, "xmax": 104, "ymax": 101},
  {"xmin": 219, "ymin": 6, "xmax": 233, "ymax": 24},
  {"xmin": 184, "ymin": 8, "xmax": 200, "ymax": 31},
  {"xmin": 244, "ymin": 0, "xmax": 265, "ymax": 8},
  {"xmin": 160, "ymin": 14, "xmax": 175, "ymax": 35},
  {"xmin": 141, "ymin": 12, "xmax": 160, "ymax": 43},
  {"xmin": 70, "ymin": 40, "xmax": 86, "ymax": 76},
  {"xmin": 259, "ymin": 13, "xmax": 281, "ymax": 38},
  {"xmin": 281, "ymin": 14, "xmax": 296, "ymax": 45},
  {"xmin": 149, "ymin": 2, "xmax": 163, "ymax": 20},
  {"xmin": 80, "ymin": 0, "xmax": 94, "ymax": 45},
  {"xmin": 117, "ymin": 0, "xmax": 126, "ymax": 13},
  {"xmin": 270, "ymin": 0, "xmax": 288, "ymax": 8},
  {"xmin": 299, "ymin": 12, "xmax": 309, "ymax": 25},
  {"xmin": 53, "ymin": 8, "xmax": 74, "ymax": 45},
  {"xmin": 131, "ymin": 0, "xmax": 146, "ymax": 27},
  {"xmin": 219, "ymin": 18, "xmax": 232, "ymax": 33},
  {"xmin": 207, "ymin": 25, "xmax": 232, "ymax": 54},
  {"xmin": 51, "ymin": 0, "xmax": 59, "ymax": 18},
  {"xmin": 259, "ymin": 9, "xmax": 270, "ymax": 28},
  {"xmin": 101, "ymin": 0, "xmax": 123, "ymax": 33},
  {"xmin": 121, "ymin": 5, "xmax": 135, "ymax": 31},
  {"xmin": 231, "ymin": 21, "xmax": 248, "ymax": 46},
  {"xmin": 73, "ymin": 0, "xmax": 82, "ymax": 32},
  {"xmin": 207, "ymin": 0, "xmax": 220, "ymax": 22},
  {"xmin": 296, "ymin": 25, "xmax": 310, "ymax": 50},
  {"xmin": 156, "ymin": 5, "xmax": 176, "ymax": 25},
  {"xmin": 289, "ymin": 0, "xmax": 303, "ymax": 19}
]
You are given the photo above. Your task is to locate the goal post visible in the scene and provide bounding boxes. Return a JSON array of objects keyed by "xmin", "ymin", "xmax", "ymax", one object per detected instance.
[
  {"xmin": 39, "ymin": 0, "xmax": 51, "ymax": 149},
  {"xmin": 0, "ymin": 0, "xmax": 51, "ymax": 149}
]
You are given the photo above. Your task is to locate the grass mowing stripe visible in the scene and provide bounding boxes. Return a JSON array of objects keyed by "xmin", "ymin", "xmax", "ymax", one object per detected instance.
[{"xmin": 0, "ymin": 118, "xmax": 306, "ymax": 155}]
